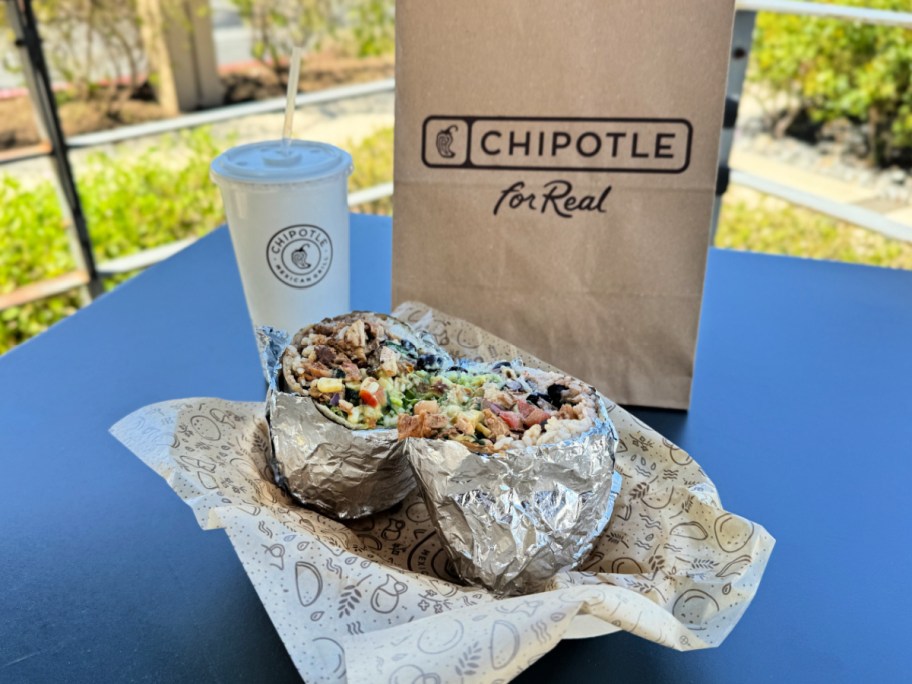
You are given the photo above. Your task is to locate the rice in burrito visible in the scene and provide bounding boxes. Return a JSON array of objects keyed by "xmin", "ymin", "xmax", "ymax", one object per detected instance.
[
  {"xmin": 264, "ymin": 312, "xmax": 450, "ymax": 519},
  {"xmin": 399, "ymin": 360, "xmax": 621, "ymax": 596}
]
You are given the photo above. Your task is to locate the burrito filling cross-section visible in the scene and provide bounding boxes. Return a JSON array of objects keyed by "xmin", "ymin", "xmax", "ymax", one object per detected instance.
[{"xmin": 281, "ymin": 315, "xmax": 601, "ymax": 453}]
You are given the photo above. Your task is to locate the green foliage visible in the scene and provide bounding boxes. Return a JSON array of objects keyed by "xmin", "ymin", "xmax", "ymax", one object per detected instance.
[
  {"xmin": 77, "ymin": 128, "xmax": 225, "ymax": 261},
  {"xmin": 346, "ymin": 0, "xmax": 395, "ymax": 58},
  {"xmin": 716, "ymin": 192, "xmax": 912, "ymax": 269},
  {"xmin": 0, "ymin": 126, "xmax": 394, "ymax": 353},
  {"xmin": 751, "ymin": 0, "xmax": 912, "ymax": 163},
  {"xmin": 229, "ymin": 0, "xmax": 395, "ymax": 68},
  {"xmin": 229, "ymin": 0, "xmax": 336, "ymax": 74},
  {"xmin": 0, "ymin": 178, "xmax": 74, "ymax": 289},
  {"xmin": 0, "ymin": 177, "xmax": 81, "ymax": 352},
  {"xmin": 7, "ymin": 122, "xmax": 908, "ymax": 356},
  {"xmin": 0, "ymin": 128, "xmax": 226, "ymax": 353},
  {"xmin": 347, "ymin": 126, "xmax": 393, "ymax": 215}
]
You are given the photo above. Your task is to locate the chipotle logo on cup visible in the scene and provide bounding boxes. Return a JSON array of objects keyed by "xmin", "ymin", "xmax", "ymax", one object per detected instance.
[{"xmin": 266, "ymin": 224, "xmax": 334, "ymax": 289}]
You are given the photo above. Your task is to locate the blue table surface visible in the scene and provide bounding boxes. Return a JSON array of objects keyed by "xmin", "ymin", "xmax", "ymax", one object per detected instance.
[{"xmin": 1, "ymin": 214, "xmax": 911, "ymax": 683}]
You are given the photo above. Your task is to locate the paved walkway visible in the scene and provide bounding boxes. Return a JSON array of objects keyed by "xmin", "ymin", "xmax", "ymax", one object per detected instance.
[
  {"xmin": 730, "ymin": 146, "xmax": 912, "ymax": 228},
  {"xmin": 9, "ymin": 92, "xmax": 394, "ymax": 186},
  {"xmin": 4, "ymin": 84, "xmax": 911, "ymax": 237}
]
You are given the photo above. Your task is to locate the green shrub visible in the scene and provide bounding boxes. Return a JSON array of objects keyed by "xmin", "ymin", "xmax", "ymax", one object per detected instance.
[
  {"xmin": 348, "ymin": 126, "xmax": 393, "ymax": 215},
  {"xmin": 716, "ymin": 191, "xmax": 912, "ymax": 269},
  {"xmin": 0, "ymin": 126, "xmax": 394, "ymax": 354},
  {"xmin": 751, "ymin": 0, "xmax": 912, "ymax": 164},
  {"xmin": 78, "ymin": 128, "xmax": 225, "ymax": 262},
  {"xmin": 7, "ymin": 121, "xmax": 910, "ymax": 356},
  {"xmin": 0, "ymin": 178, "xmax": 74, "ymax": 288},
  {"xmin": 0, "ymin": 177, "xmax": 80, "ymax": 351},
  {"xmin": 345, "ymin": 0, "xmax": 395, "ymax": 58},
  {"xmin": 0, "ymin": 128, "xmax": 225, "ymax": 353},
  {"xmin": 228, "ymin": 0, "xmax": 395, "ymax": 73},
  {"xmin": 229, "ymin": 0, "xmax": 334, "ymax": 77}
]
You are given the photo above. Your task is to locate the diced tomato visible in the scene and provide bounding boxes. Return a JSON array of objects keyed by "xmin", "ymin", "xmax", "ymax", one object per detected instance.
[
  {"xmin": 359, "ymin": 387, "xmax": 385, "ymax": 408},
  {"xmin": 500, "ymin": 411, "xmax": 524, "ymax": 432},
  {"xmin": 515, "ymin": 398, "xmax": 535, "ymax": 419},
  {"xmin": 522, "ymin": 407, "xmax": 551, "ymax": 428}
]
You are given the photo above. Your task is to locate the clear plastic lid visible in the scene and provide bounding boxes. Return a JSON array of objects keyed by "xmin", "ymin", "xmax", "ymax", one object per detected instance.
[{"xmin": 210, "ymin": 139, "xmax": 353, "ymax": 185}]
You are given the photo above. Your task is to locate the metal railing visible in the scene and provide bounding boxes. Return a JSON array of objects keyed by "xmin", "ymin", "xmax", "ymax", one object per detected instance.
[
  {"xmin": 0, "ymin": 0, "xmax": 395, "ymax": 310},
  {"xmin": 715, "ymin": 0, "xmax": 912, "ymax": 243},
  {"xmin": 737, "ymin": 0, "xmax": 912, "ymax": 27},
  {"xmin": 2, "ymin": 0, "xmax": 912, "ymax": 313}
]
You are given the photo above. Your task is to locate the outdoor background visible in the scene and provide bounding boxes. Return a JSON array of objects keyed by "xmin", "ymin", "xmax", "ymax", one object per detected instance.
[{"xmin": 1, "ymin": 0, "xmax": 911, "ymax": 354}]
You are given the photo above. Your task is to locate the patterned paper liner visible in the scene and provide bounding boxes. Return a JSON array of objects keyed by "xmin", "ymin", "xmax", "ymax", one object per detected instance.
[{"xmin": 110, "ymin": 302, "xmax": 774, "ymax": 684}]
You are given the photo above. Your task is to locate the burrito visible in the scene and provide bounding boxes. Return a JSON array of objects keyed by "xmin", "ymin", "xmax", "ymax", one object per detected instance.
[
  {"xmin": 265, "ymin": 313, "xmax": 620, "ymax": 595},
  {"xmin": 399, "ymin": 360, "xmax": 622, "ymax": 596},
  {"xmin": 263, "ymin": 312, "xmax": 451, "ymax": 519},
  {"xmin": 396, "ymin": 361, "xmax": 605, "ymax": 452},
  {"xmin": 282, "ymin": 312, "xmax": 453, "ymax": 430}
]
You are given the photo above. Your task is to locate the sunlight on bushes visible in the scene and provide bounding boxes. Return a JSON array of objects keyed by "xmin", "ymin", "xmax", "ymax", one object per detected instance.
[
  {"xmin": 3, "ymin": 122, "xmax": 912, "ymax": 355},
  {"xmin": 717, "ymin": 191, "xmax": 912, "ymax": 269},
  {"xmin": 0, "ymin": 126, "xmax": 395, "ymax": 353}
]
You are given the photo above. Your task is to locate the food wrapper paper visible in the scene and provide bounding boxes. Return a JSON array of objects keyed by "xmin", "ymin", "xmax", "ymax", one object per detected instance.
[{"xmin": 110, "ymin": 302, "xmax": 774, "ymax": 683}]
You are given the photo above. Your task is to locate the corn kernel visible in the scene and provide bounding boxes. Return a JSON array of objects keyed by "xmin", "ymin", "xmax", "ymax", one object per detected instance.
[{"xmin": 315, "ymin": 378, "xmax": 344, "ymax": 394}]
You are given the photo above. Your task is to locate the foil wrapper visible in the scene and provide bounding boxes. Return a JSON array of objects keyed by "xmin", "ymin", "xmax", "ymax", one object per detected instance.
[
  {"xmin": 115, "ymin": 303, "xmax": 775, "ymax": 683},
  {"xmin": 406, "ymin": 392, "xmax": 622, "ymax": 596},
  {"xmin": 258, "ymin": 325, "xmax": 416, "ymax": 519}
]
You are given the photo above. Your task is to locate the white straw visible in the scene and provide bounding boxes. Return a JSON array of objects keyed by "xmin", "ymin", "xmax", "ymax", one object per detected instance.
[{"xmin": 282, "ymin": 46, "xmax": 303, "ymax": 144}]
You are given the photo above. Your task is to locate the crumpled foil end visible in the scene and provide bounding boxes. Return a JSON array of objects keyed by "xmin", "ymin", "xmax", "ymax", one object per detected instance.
[
  {"xmin": 257, "ymin": 325, "xmax": 291, "ymax": 385},
  {"xmin": 257, "ymin": 325, "xmax": 415, "ymax": 520},
  {"xmin": 406, "ymin": 395, "xmax": 621, "ymax": 596}
]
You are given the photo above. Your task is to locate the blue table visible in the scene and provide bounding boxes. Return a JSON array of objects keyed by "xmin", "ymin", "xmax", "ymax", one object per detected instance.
[{"xmin": 1, "ymin": 214, "xmax": 910, "ymax": 683}]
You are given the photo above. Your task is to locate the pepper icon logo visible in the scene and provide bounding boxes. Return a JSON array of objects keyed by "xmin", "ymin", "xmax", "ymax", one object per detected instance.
[
  {"xmin": 435, "ymin": 125, "xmax": 458, "ymax": 158},
  {"xmin": 290, "ymin": 245, "xmax": 312, "ymax": 270},
  {"xmin": 266, "ymin": 224, "xmax": 333, "ymax": 288},
  {"xmin": 423, "ymin": 118, "xmax": 467, "ymax": 166}
]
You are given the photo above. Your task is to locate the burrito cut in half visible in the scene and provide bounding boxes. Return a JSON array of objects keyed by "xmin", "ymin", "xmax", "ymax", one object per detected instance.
[
  {"xmin": 266, "ymin": 313, "xmax": 620, "ymax": 596},
  {"xmin": 263, "ymin": 312, "xmax": 450, "ymax": 519},
  {"xmin": 397, "ymin": 361, "xmax": 622, "ymax": 596}
]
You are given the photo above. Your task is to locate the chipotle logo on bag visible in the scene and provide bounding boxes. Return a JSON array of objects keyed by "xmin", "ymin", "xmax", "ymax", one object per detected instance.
[
  {"xmin": 422, "ymin": 116, "xmax": 693, "ymax": 173},
  {"xmin": 394, "ymin": 0, "xmax": 737, "ymax": 409},
  {"xmin": 423, "ymin": 117, "xmax": 693, "ymax": 219}
]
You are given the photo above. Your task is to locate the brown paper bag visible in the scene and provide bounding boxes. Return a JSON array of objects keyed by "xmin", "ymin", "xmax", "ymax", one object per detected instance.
[{"xmin": 393, "ymin": 0, "xmax": 736, "ymax": 408}]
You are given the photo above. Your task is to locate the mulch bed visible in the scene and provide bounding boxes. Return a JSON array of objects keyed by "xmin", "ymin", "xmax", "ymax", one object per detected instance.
[{"xmin": 0, "ymin": 53, "xmax": 394, "ymax": 152}]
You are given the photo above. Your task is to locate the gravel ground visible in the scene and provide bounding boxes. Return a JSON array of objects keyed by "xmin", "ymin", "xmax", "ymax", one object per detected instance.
[{"xmin": 735, "ymin": 97, "xmax": 912, "ymax": 206}]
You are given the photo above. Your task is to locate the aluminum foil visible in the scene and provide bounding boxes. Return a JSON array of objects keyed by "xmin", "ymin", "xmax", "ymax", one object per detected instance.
[
  {"xmin": 405, "ymin": 392, "xmax": 621, "ymax": 596},
  {"xmin": 258, "ymin": 325, "xmax": 416, "ymax": 520}
]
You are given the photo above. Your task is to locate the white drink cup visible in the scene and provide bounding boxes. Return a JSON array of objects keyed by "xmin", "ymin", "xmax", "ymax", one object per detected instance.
[{"xmin": 210, "ymin": 139, "xmax": 353, "ymax": 334}]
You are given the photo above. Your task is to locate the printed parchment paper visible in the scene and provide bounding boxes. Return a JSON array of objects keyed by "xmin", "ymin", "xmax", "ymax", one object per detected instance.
[{"xmin": 110, "ymin": 302, "xmax": 774, "ymax": 684}]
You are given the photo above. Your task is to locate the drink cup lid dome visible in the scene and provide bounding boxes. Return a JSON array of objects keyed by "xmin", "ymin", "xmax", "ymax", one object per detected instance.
[{"xmin": 211, "ymin": 139, "xmax": 353, "ymax": 185}]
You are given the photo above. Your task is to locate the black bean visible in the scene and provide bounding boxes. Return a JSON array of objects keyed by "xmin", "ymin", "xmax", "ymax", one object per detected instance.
[
  {"xmin": 527, "ymin": 392, "xmax": 555, "ymax": 410},
  {"xmin": 417, "ymin": 354, "xmax": 446, "ymax": 370},
  {"xmin": 547, "ymin": 383, "xmax": 569, "ymax": 406},
  {"xmin": 332, "ymin": 368, "xmax": 345, "ymax": 379},
  {"xmin": 344, "ymin": 387, "xmax": 360, "ymax": 404},
  {"xmin": 492, "ymin": 360, "xmax": 512, "ymax": 370}
]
